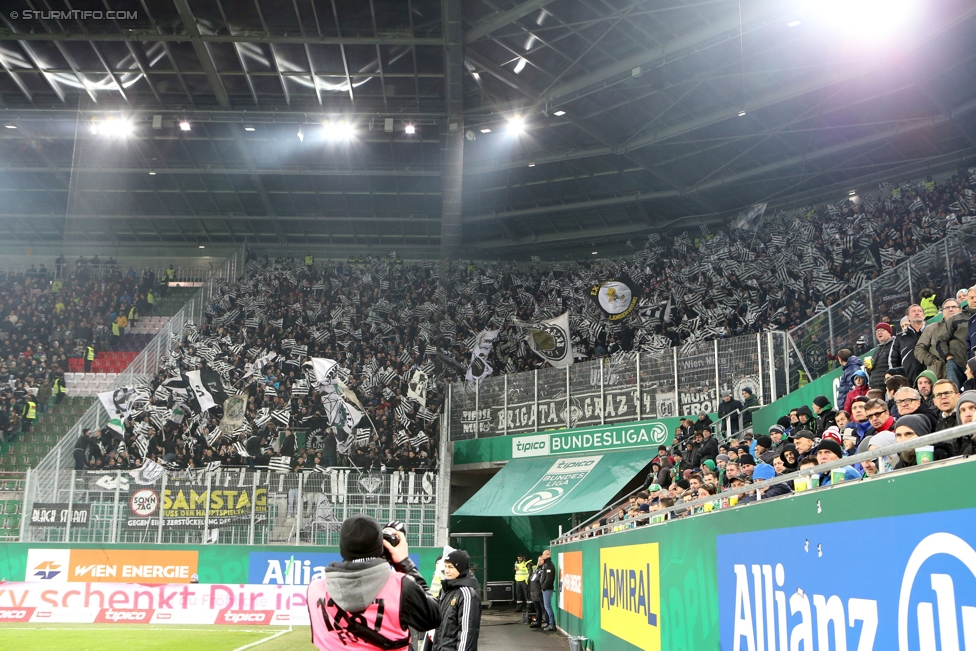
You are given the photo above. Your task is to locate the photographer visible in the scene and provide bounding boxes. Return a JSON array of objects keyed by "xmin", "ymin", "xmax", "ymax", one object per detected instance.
[{"xmin": 308, "ymin": 514, "xmax": 441, "ymax": 651}]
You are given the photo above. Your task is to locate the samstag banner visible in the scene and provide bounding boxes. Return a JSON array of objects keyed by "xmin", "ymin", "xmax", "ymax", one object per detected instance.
[{"xmin": 125, "ymin": 485, "xmax": 268, "ymax": 530}]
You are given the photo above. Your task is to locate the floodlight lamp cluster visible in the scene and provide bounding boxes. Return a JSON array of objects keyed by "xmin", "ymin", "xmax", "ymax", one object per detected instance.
[{"xmin": 89, "ymin": 116, "xmax": 133, "ymax": 137}]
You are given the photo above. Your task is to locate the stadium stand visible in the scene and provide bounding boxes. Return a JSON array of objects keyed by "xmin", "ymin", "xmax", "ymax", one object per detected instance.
[{"xmin": 3, "ymin": 170, "xmax": 976, "ymax": 479}]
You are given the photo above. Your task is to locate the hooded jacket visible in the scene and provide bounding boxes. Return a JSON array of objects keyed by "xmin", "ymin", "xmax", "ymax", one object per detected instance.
[
  {"xmin": 837, "ymin": 355, "xmax": 863, "ymax": 413},
  {"xmin": 310, "ymin": 557, "xmax": 441, "ymax": 651},
  {"xmin": 432, "ymin": 573, "xmax": 481, "ymax": 651},
  {"xmin": 843, "ymin": 369, "xmax": 871, "ymax": 414}
]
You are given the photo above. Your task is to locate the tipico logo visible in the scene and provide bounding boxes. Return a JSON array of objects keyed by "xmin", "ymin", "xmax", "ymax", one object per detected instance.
[{"xmin": 511, "ymin": 455, "xmax": 602, "ymax": 515}]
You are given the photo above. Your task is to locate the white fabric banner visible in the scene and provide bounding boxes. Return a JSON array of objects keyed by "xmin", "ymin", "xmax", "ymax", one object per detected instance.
[
  {"xmin": 515, "ymin": 311, "xmax": 574, "ymax": 368},
  {"xmin": 185, "ymin": 370, "xmax": 217, "ymax": 412}
]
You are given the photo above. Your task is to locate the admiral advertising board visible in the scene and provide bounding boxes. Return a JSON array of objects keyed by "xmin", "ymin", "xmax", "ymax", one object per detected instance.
[{"xmin": 600, "ymin": 543, "xmax": 662, "ymax": 651}]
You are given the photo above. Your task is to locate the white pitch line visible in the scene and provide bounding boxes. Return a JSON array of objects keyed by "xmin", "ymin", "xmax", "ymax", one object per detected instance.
[{"xmin": 230, "ymin": 627, "xmax": 290, "ymax": 651}]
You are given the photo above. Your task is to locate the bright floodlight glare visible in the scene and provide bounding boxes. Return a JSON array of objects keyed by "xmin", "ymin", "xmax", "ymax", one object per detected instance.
[
  {"xmin": 480, "ymin": 128, "xmax": 492, "ymax": 134},
  {"xmin": 508, "ymin": 116, "xmax": 525, "ymax": 134},
  {"xmin": 149, "ymin": 171, "xmax": 156, "ymax": 175},
  {"xmin": 738, "ymin": 110, "xmax": 747, "ymax": 117},
  {"xmin": 323, "ymin": 120, "xmax": 354, "ymax": 140},
  {"xmin": 198, "ymin": 245, "xmax": 205, "ymax": 249},
  {"xmin": 179, "ymin": 121, "xmax": 191, "ymax": 131},
  {"xmin": 801, "ymin": 0, "xmax": 916, "ymax": 39},
  {"xmin": 404, "ymin": 124, "xmax": 416, "ymax": 134},
  {"xmin": 591, "ymin": 251, "xmax": 598, "ymax": 255},
  {"xmin": 787, "ymin": 20, "xmax": 802, "ymax": 27},
  {"xmin": 553, "ymin": 110, "xmax": 566, "ymax": 117},
  {"xmin": 4, "ymin": 125, "xmax": 16, "ymax": 129},
  {"xmin": 513, "ymin": 57, "xmax": 527, "ymax": 74},
  {"xmin": 244, "ymin": 126, "xmax": 256, "ymax": 131},
  {"xmin": 92, "ymin": 117, "xmax": 133, "ymax": 137}
]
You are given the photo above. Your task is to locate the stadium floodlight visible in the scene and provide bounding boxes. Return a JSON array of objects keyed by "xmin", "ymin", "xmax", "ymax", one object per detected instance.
[
  {"xmin": 507, "ymin": 115, "xmax": 525, "ymax": 135},
  {"xmin": 179, "ymin": 121, "xmax": 191, "ymax": 131},
  {"xmin": 800, "ymin": 0, "xmax": 917, "ymax": 39},
  {"xmin": 405, "ymin": 124, "xmax": 416, "ymax": 135},
  {"xmin": 513, "ymin": 57, "xmax": 527, "ymax": 74},
  {"xmin": 849, "ymin": 190, "xmax": 857, "ymax": 196},
  {"xmin": 244, "ymin": 126, "xmax": 255, "ymax": 131},
  {"xmin": 90, "ymin": 117, "xmax": 133, "ymax": 137},
  {"xmin": 528, "ymin": 162, "xmax": 536, "ymax": 167},
  {"xmin": 4, "ymin": 125, "xmax": 16, "ymax": 129},
  {"xmin": 323, "ymin": 119, "xmax": 355, "ymax": 140},
  {"xmin": 553, "ymin": 110, "xmax": 566, "ymax": 117},
  {"xmin": 591, "ymin": 251, "xmax": 598, "ymax": 255},
  {"xmin": 149, "ymin": 171, "xmax": 156, "ymax": 175},
  {"xmin": 480, "ymin": 128, "xmax": 492, "ymax": 134},
  {"xmin": 198, "ymin": 244, "xmax": 206, "ymax": 249},
  {"xmin": 738, "ymin": 110, "xmax": 747, "ymax": 117},
  {"xmin": 297, "ymin": 125, "xmax": 305, "ymax": 142}
]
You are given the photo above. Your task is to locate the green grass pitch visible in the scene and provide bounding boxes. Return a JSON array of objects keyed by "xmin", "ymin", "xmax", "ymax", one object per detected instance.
[{"xmin": 0, "ymin": 624, "xmax": 317, "ymax": 651}]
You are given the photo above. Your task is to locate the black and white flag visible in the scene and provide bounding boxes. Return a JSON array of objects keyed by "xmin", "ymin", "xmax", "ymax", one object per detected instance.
[
  {"xmin": 185, "ymin": 369, "xmax": 218, "ymax": 412},
  {"xmin": 514, "ymin": 311, "xmax": 574, "ymax": 368},
  {"xmin": 731, "ymin": 203, "xmax": 767, "ymax": 231},
  {"xmin": 407, "ymin": 369, "xmax": 429, "ymax": 407},
  {"xmin": 590, "ymin": 276, "xmax": 640, "ymax": 321}
]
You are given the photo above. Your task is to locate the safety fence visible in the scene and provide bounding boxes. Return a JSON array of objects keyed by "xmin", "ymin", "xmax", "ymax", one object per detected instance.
[
  {"xmin": 448, "ymin": 332, "xmax": 789, "ymax": 440},
  {"xmin": 30, "ymin": 243, "xmax": 247, "ymax": 494},
  {"xmin": 789, "ymin": 222, "xmax": 976, "ymax": 382},
  {"xmin": 19, "ymin": 466, "xmax": 438, "ymax": 548}
]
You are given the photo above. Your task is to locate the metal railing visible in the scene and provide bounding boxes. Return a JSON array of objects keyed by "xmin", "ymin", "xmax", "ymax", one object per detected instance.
[
  {"xmin": 0, "ymin": 262, "xmax": 219, "ymax": 284},
  {"xmin": 553, "ymin": 418, "xmax": 976, "ymax": 544},
  {"xmin": 788, "ymin": 222, "xmax": 976, "ymax": 386},
  {"xmin": 19, "ymin": 466, "xmax": 438, "ymax": 547},
  {"xmin": 448, "ymin": 331, "xmax": 789, "ymax": 440},
  {"xmin": 29, "ymin": 243, "xmax": 248, "ymax": 498}
]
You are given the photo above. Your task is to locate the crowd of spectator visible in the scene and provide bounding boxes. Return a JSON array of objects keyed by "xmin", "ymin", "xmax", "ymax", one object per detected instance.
[
  {"xmin": 8, "ymin": 170, "xmax": 976, "ymax": 475},
  {"xmin": 581, "ymin": 281, "xmax": 976, "ymax": 535},
  {"xmin": 0, "ymin": 263, "xmax": 163, "ymax": 443}
]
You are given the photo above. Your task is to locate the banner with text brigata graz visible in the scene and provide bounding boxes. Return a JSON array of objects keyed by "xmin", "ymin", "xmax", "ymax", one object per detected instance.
[{"xmin": 716, "ymin": 508, "xmax": 976, "ymax": 651}]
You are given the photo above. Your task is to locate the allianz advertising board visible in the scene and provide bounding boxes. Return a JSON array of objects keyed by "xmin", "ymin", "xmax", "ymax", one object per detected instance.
[{"xmin": 717, "ymin": 508, "xmax": 976, "ymax": 651}]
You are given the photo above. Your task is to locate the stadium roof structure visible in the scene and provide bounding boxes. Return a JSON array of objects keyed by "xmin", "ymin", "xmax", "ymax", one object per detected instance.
[{"xmin": 1, "ymin": 0, "xmax": 976, "ymax": 259}]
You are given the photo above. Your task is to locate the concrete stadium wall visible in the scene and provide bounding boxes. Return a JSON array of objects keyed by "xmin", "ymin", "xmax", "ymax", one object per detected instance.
[{"xmin": 551, "ymin": 457, "xmax": 976, "ymax": 650}]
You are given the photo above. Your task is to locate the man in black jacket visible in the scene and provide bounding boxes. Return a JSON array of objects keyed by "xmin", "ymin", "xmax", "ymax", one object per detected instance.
[
  {"xmin": 869, "ymin": 323, "xmax": 894, "ymax": 389},
  {"xmin": 717, "ymin": 391, "xmax": 744, "ymax": 436},
  {"xmin": 889, "ymin": 305, "xmax": 926, "ymax": 384},
  {"xmin": 695, "ymin": 427, "xmax": 718, "ymax": 466},
  {"xmin": 538, "ymin": 550, "xmax": 557, "ymax": 632},
  {"xmin": 432, "ymin": 550, "xmax": 481, "ymax": 651}
]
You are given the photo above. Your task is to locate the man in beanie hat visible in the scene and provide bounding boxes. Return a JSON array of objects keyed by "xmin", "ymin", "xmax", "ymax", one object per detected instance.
[
  {"xmin": 755, "ymin": 435, "xmax": 776, "ymax": 465},
  {"xmin": 812, "ymin": 439, "xmax": 861, "ymax": 485},
  {"xmin": 893, "ymin": 414, "xmax": 952, "ymax": 468},
  {"xmin": 432, "ymin": 549, "xmax": 481, "ymax": 651},
  {"xmin": 308, "ymin": 514, "xmax": 441, "ymax": 651},
  {"xmin": 953, "ymin": 390, "xmax": 976, "ymax": 455},
  {"xmin": 811, "ymin": 396, "xmax": 835, "ymax": 438},
  {"xmin": 740, "ymin": 388, "xmax": 759, "ymax": 426},
  {"xmin": 870, "ymin": 323, "xmax": 894, "ymax": 389},
  {"xmin": 718, "ymin": 390, "xmax": 744, "ymax": 435}
]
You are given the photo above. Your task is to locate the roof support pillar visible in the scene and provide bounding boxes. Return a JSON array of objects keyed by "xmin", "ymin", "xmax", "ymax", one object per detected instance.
[{"xmin": 440, "ymin": 0, "xmax": 464, "ymax": 258}]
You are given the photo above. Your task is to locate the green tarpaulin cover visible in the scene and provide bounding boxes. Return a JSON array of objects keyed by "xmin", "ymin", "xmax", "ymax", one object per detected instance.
[{"xmin": 454, "ymin": 449, "xmax": 655, "ymax": 517}]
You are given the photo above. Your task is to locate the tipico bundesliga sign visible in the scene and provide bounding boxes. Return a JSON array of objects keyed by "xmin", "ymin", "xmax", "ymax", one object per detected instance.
[{"xmin": 511, "ymin": 419, "xmax": 671, "ymax": 458}]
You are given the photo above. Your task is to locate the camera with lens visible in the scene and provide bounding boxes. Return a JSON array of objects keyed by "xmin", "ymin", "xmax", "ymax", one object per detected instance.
[{"xmin": 382, "ymin": 520, "xmax": 407, "ymax": 562}]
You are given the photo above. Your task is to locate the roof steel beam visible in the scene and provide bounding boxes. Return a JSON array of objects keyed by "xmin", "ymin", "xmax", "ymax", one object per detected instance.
[
  {"xmin": 0, "ymin": 31, "xmax": 443, "ymax": 46},
  {"xmin": 465, "ymin": 0, "xmax": 557, "ymax": 44},
  {"xmin": 0, "ymin": 166, "xmax": 439, "ymax": 176},
  {"xmin": 465, "ymin": 99, "xmax": 976, "ymax": 224},
  {"xmin": 173, "ymin": 0, "xmax": 230, "ymax": 107}
]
